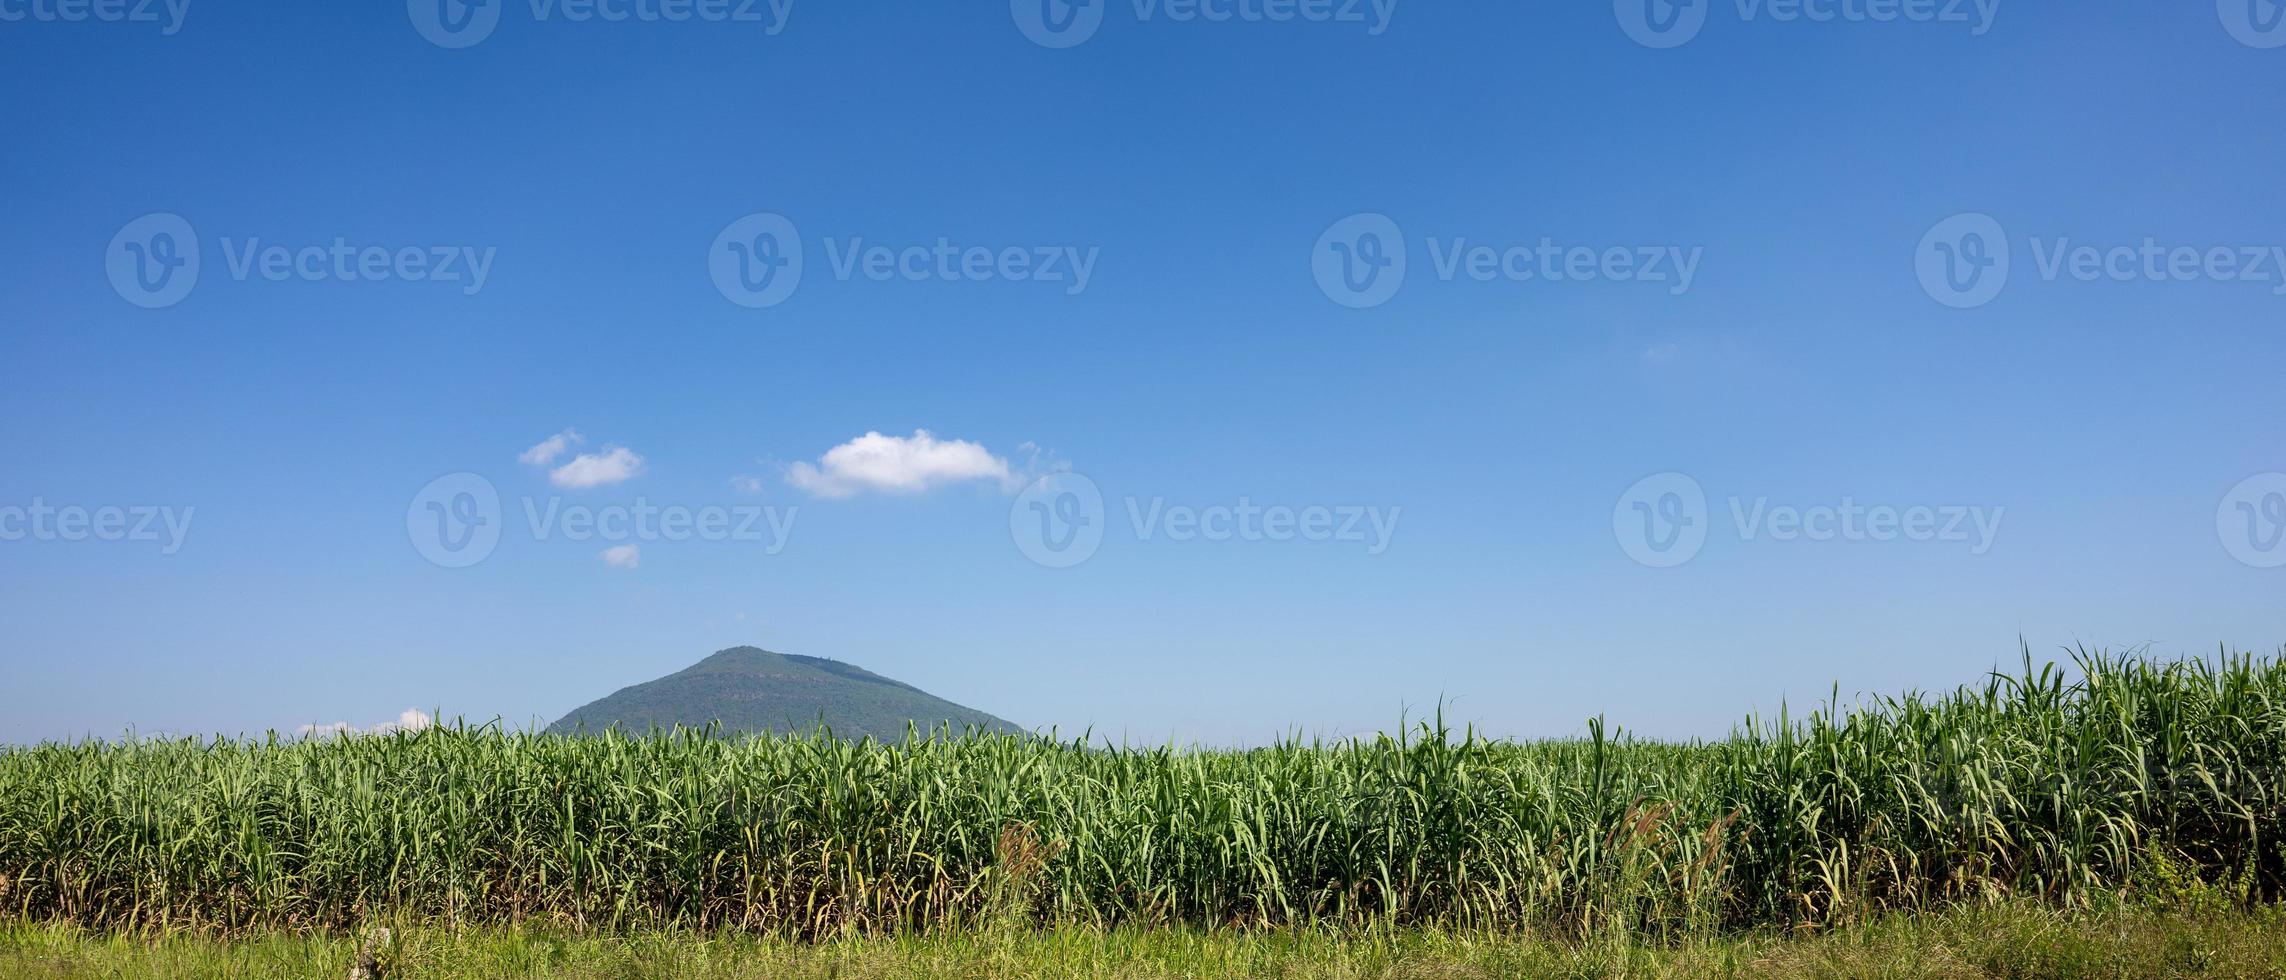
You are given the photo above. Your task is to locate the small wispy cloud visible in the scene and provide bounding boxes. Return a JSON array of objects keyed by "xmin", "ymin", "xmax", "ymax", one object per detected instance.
[
  {"xmin": 519, "ymin": 429, "xmax": 585, "ymax": 467},
  {"xmin": 298, "ymin": 708, "xmax": 435, "ymax": 738},
  {"xmin": 1642, "ymin": 342, "xmax": 1683, "ymax": 365},
  {"xmin": 729, "ymin": 474, "xmax": 767, "ymax": 495},
  {"xmin": 551, "ymin": 445, "xmax": 646, "ymax": 489},
  {"xmin": 787, "ymin": 430, "xmax": 1018, "ymax": 498},
  {"xmin": 600, "ymin": 544, "xmax": 641, "ymax": 569}
]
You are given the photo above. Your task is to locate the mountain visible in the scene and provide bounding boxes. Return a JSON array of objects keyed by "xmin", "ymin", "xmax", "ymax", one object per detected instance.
[{"xmin": 546, "ymin": 647, "xmax": 1022, "ymax": 739}]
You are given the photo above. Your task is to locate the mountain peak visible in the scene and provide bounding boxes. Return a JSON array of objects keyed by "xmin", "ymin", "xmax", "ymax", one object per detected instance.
[
  {"xmin": 681, "ymin": 646, "xmax": 791, "ymax": 674},
  {"xmin": 548, "ymin": 648, "xmax": 1019, "ymax": 739}
]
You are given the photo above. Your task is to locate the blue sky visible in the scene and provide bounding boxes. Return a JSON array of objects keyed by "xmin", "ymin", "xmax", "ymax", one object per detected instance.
[{"xmin": 3, "ymin": 1, "xmax": 2284, "ymax": 744}]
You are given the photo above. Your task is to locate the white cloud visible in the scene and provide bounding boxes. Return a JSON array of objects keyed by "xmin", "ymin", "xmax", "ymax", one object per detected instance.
[
  {"xmin": 519, "ymin": 429, "xmax": 585, "ymax": 467},
  {"xmin": 550, "ymin": 445, "xmax": 646, "ymax": 489},
  {"xmin": 377, "ymin": 708, "xmax": 434, "ymax": 734},
  {"xmin": 729, "ymin": 474, "xmax": 767, "ymax": 495},
  {"xmin": 786, "ymin": 430, "xmax": 1016, "ymax": 498},
  {"xmin": 297, "ymin": 708, "xmax": 434, "ymax": 738},
  {"xmin": 600, "ymin": 544, "xmax": 641, "ymax": 568}
]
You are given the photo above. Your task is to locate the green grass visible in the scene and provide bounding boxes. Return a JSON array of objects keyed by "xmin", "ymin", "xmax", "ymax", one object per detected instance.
[
  {"xmin": 3, "ymin": 648, "xmax": 2283, "ymax": 938},
  {"xmin": 6, "ymin": 904, "xmax": 2286, "ymax": 978}
]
